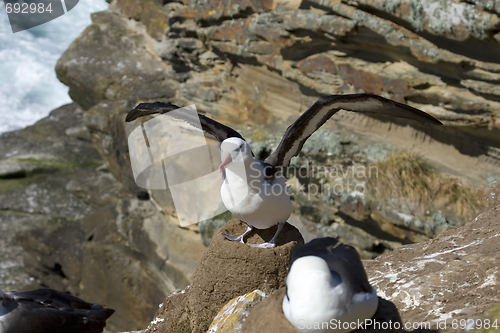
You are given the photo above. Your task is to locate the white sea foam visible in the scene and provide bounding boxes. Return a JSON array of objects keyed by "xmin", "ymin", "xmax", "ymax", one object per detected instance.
[{"xmin": 0, "ymin": 0, "xmax": 109, "ymax": 134}]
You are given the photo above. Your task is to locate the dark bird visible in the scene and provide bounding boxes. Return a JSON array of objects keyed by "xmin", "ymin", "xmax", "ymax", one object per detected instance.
[
  {"xmin": 283, "ymin": 237, "xmax": 378, "ymax": 333},
  {"xmin": 126, "ymin": 94, "xmax": 442, "ymax": 248},
  {"xmin": 0, "ymin": 288, "xmax": 114, "ymax": 333}
]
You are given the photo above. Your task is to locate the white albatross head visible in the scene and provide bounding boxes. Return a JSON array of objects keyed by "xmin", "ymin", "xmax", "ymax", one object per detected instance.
[{"xmin": 219, "ymin": 137, "xmax": 253, "ymax": 173}]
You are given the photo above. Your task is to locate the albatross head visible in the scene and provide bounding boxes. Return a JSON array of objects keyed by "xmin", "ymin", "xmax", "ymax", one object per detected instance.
[{"xmin": 219, "ymin": 137, "xmax": 253, "ymax": 173}]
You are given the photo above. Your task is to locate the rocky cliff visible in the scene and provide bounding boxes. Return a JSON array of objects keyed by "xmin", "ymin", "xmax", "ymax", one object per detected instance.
[
  {"xmin": 2, "ymin": 0, "xmax": 500, "ymax": 331},
  {"xmin": 144, "ymin": 190, "xmax": 500, "ymax": 333},
  {"xmin": 54, "ymin": 0, "xmax": 499, "ymax": 256},
  {"xmin": 0, "ymin": 104, "xmax": 206, "ymax": 332}
]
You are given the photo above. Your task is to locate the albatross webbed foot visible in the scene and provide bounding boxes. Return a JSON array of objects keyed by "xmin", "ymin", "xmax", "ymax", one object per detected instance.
[
  {"xmin": 248, "ymin": 222, "xmax": 285, "ymax": 249},
  {"xmin": 221, "ymin": 224, "xmax": 253, "ymax": 244}
]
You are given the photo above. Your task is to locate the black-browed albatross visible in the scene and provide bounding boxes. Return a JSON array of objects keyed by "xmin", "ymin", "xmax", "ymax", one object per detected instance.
[
  {"xmin": 126, "ymin": 94, "xmax": 442, "ymax": 248},
  {"xmin": 283, "ymin": 237, "xmax": 378, "ymax": 333},
  {"xmin": 0, "ymin": 288, "xmax": 114, "ymax": 333}
]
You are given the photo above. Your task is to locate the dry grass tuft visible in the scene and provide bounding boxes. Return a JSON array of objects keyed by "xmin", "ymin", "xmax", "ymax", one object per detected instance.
[{"xmin": 367, "ymin": 152, "xmax": 484, "ymax": 224}]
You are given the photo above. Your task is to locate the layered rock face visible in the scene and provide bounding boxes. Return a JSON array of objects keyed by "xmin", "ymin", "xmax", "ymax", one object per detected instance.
[
  {"xmin": 56, "ymin": 0, "xmax": 500, "ymax": 149},
  {"xmin": 54, "ymin": 0, "xmax": 499, "ymax": 259},
  {"xmin": 4, "ymin": 0, "xmax": 500, "ymax": 331}
]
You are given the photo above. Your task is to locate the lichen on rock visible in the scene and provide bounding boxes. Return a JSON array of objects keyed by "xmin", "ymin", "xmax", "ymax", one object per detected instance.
[{"xmin": 207, "ymin": 290, "xmax": 266, "ymax": 333}]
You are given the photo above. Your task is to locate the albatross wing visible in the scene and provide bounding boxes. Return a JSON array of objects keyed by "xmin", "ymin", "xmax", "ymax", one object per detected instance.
[
  {"xmin": 126, "ymin": 101, "xmax": 246, "ymax": 144},
  {"xmin": 264, "ymin": 94, "xmax": 442, "ymax": 168}
]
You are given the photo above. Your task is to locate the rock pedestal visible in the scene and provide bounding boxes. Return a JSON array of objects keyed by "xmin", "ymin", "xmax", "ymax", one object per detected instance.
[{"xmin": 146, "ymin": 219, "xmax": 304, "ymax": 333}]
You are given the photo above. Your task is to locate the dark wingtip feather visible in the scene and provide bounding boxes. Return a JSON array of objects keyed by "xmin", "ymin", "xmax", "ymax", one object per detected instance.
[
  {"xmin": 102, "ymin": 308, "xmax": 115, "ymax": 319},
  {"xmin": 403, "ymin": 104, "xmax": 443, "ymax": 126},
  {"xmin": 430, "ymin": 116, "xmax": 443, "ymax": 125},
  {"xmin": 125, "ymin": 102, "xmax": 180, "ymax": 122},
  {"xmin": 387, "ymin": 96, "xmax": 443, "ymax": 126},
  {"xmin": 125, "ymin": 109, "xmax": 145, "ymax": 122}
]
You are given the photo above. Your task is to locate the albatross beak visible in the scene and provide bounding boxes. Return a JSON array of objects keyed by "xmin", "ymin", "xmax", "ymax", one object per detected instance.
[{"xmin": 219, "ymin": 152, "xmax": 232, "ymax": 173}]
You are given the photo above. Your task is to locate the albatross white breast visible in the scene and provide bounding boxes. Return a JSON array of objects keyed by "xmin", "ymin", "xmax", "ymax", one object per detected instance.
[{"xmin": 219, "ymin": 137, "xmax": 292, "ymax": 247}]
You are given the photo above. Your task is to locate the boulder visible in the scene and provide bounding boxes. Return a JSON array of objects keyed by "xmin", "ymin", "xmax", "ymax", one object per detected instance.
[
  {"xmin": 0, "ymin": 104, "xmax": 206, "ymax": 332},
  {"xmin": 364, "ymin": 200, "xmax": 500, "ymax": 328},
  {"xmin": 55, "ymin": 8, "xmax": 179, "ymax": 195}
]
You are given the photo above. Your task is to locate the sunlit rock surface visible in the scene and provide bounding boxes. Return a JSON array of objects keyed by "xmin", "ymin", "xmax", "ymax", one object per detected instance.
[
  {"xmin": 364, "ymin": 200, "xmax": 500, "ymax": 330},
  {"xmin": 3, "ymin": 0, "xmax": 500, "ymax": 330}
]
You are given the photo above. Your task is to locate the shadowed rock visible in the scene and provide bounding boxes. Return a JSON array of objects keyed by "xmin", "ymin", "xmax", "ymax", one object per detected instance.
[{"xmin": 0, "ymin": 104, "xmax": 204, "ymax": 332}]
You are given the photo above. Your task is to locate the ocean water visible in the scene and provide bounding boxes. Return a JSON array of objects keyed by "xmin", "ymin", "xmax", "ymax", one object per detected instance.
[{"xmin": 0, "ymin": 0, "xmax": 109, "ymax": 134}]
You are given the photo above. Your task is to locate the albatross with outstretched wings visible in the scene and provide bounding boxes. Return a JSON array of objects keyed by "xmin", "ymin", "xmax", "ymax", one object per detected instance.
[{"xmin": 126, "ymin": 93, "xmax": 442, "ymax": 248}]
